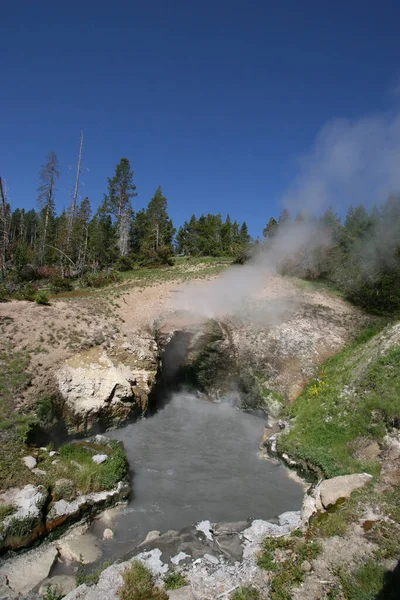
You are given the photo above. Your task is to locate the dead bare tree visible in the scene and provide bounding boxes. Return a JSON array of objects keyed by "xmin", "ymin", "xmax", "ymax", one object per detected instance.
[
  {"xmin": 0, "ymin": 177, "xmax": 10, "ymax": 280},
  {"xmin": 68, "ymin": 130, "xmax": 84, "ymax": 242}
]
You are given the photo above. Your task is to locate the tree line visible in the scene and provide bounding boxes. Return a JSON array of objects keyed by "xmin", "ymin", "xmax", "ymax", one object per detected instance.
[
  {"xmin": 262, "ymin": 200, "xmax": 400, "ymax": 314},
  {"xmin": 0, "ymin": 148, "xmax": 251, "ymax": 281}
]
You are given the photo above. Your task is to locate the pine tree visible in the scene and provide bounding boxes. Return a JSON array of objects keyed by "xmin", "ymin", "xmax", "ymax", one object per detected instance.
[
  {"xmin": 221, "ymin": 215, "xmax": 232, "ymax": 255},
  {"xmin": 263, "ymin": 217, "xmax": 278, "ymax": 239},
  {"xmin": 104, "ymin": 158, "xmax": 137, "ymax": 256},
  {"xmin": 140, "ymin": 186, "xmax": 175, "ymax": 262},
  {"xmin": 278, "ymin": 208, "xmax": 291, "ymax": 226},
  {"xmin": 37, "ymin": 151, "xmax": 59, "ymax": 265},
  {"xmin": 239, "ymin": 221, "xmax": 251, "ymax": 245}
]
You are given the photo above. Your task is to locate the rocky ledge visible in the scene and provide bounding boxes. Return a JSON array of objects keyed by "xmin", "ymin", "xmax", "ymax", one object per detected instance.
[{"xmin": 0, "ymin": 436, "xmax": 130, "ymax": 554}]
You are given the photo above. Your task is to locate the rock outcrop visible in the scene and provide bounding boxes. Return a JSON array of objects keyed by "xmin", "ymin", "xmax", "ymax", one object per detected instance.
[
  {"xmin": 57, "ymin": 337, "xmax": 158, "ymax": 433},
  {"xmin": 318, "ymin": 473, "xmax": 373, "ymax": 508}
]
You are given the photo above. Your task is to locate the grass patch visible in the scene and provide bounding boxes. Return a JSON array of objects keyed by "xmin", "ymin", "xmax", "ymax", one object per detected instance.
[
  {"xmin": 118, "ymin": 560, "xmax": 168, "ymax": 600},
  {"xmin": 39, "ymin": 439, "xmax": 129, "ymax": 495},
  {"xmin": 0, "ymin": 503, "xmax": 16, "ymax": 527},
  {"xmin": 230, "ymin": 586, "xmax": 260, "ymax": 600},
  {"xmin": 163, "ymin": 570, "xmax": 187, "ymax": 590},
  {"xmin": 257, "ymin": 534, "xmax": 322, "ymax": 599},
  {"xmin": 338, "ymin": 560, "xmax": 386, "ymax": 600},
  {"xmin": 278, "ymin": 324, "xmax": 398, "ymax": 478}
]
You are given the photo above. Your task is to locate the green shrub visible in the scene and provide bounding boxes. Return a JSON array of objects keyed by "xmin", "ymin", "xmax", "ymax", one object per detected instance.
[
  {"xmin": 118, "ymin": 560, "xmax": 168, "ymax": 600},
  {"xmin": 50, "ymin": 274, "xmax": 73, "ymax": 293},
  {"xmin": 35, "ymin": 291, "xmax": 50, "ymax": 305},
  {"xmin": 80, "ymin": 271, "xmax": 121, "ymax": 288},
  {"xmin": 230, "ymin": 587, "xmax": 260, "ymax": 600},
  {"xmin": 0, "ymin": 285, "xmax": 8, "ymax": 302},
  {"xmin": 115, "ymin": 256, "xmax": 134, "ymax": 272},
  {"xmin": 163, "ymin": 570, "xmax": 187, "ymax": 590},
  {"xmin": 36, "ymin": 396, "xmax": 59, "ymax": 425}
]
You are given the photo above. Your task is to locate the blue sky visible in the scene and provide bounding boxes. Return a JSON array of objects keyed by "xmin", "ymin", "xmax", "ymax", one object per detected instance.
[{"xmin": 1, "ymin": 0, "xmax": 399, "ymax": 236}]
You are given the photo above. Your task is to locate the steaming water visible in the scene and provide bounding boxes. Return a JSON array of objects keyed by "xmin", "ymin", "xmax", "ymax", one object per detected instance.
[{"xmin": 94, "ymin": 393, "xmax": 303, "ymax": 560}]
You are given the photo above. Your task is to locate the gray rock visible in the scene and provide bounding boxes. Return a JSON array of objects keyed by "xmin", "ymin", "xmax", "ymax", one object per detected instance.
[
  {"xmin": 59, "ymin": 533, "xmax": 102, "ymax": 564},
  {"xmin": 301, "ymin": 560, "xmax": 312, "ymax": 572},
  {"xmin": 319, "ymin": 473, "xmax": 373, "ymax": 508},
  {"xmin": 168, "ymin": 587, "xmax": 196, "ymax": 600},
  {"xmin": 22, "ymin": 456, "xmax": 37, "ymax": 469},
  {"xmin": 203, "ymin": 553, "xmax": 219, "ymax": 565},
  {"xmin": 214, "ymin": 533, "xmax": 243, "ymax": 562},
  {"xmin": 39, "ymin": 575, "xmax": 76, "ymax": 596}
]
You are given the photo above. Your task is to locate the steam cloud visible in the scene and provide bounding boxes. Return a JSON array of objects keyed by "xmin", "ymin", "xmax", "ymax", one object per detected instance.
[
  {"xmin": 173, "ymin": 110, "xmax": 400, "ymax": 320},
  {"xmin": 282, "ymin": 111, "xmax": 400, "ymax": 213}
]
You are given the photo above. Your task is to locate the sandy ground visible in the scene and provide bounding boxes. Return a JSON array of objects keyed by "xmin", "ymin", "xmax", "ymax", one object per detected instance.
[{"xmin": 0, "ymin": 268, "xmax": 366, "ymax": 410}]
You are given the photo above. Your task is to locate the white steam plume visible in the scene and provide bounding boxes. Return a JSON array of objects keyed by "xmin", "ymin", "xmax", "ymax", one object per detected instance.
[
  {"xmin": 282, "ymin": 112, "xmax": 400, "ymax": 213},
  {"xmin": 173, "ymin": 109, "xmax": 400, "ymax": 320}
]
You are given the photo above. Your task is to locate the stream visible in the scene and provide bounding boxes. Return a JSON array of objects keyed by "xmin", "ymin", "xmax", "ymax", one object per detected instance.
[{"xmin": 90, "ymin": 392, "xmax": 303, "ymax": 561}]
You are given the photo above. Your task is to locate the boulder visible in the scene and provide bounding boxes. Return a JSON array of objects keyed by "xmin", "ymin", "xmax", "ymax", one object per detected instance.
[
  {"xmin": 0, "ymin": 543, "xmax": 58, "ymax": 594},
  {"xmin": 319, "ymin": 473, "xmax": 373, "ymax": 509},
  {"xmin": 57, "ymin": 337, "xmax": 158, "ymax": 434},
  {"xmin": 39, "ymin": 575, "xmax": 76, "ymax": 597}
]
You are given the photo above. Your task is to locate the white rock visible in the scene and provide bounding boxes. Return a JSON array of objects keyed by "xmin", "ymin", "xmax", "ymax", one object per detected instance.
[
  {"xmin": 171, "ymin": 551, "xmax": 191, "ymax": 565},
  {"xmin": 0, "ymin": 544, "xmax": 58, "ymax": 594},
  {"xmin": 196, "ymin": 520, "xmax": 213, "ymax": 541},
  {"xmin": 22, "ymin": 456, "xmax": 37, "ymax": 469},
  {"xmin": 92, "ymin": 454, "xmax": 108, "ymax": 465},
  {"xmin": 319, "ymin": 473, "xmax": 373, "ymax": 508},
  {"xmin": 49, "ymin": 450, "xmax": 57, "ymax": 457},
  {"xmin": 32, "ymin": 468, "xmax": 47, "ymax": 476},
  {"xmin": 103, "ymin": 528, "xmax": 114, "ymax": 540}
]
